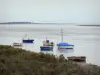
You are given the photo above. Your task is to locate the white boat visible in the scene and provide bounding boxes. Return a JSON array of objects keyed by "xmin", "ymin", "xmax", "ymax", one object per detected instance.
[
  {"xmin": 57, "ymin": 28, "xmax": 74, "ymax": 50},
  {"xmin": 40, "ymin": 38, "xmax": 54, "ymax": 51},
  {"xmin": 43, "ymin": 39, "xmax": 54, "ymax": 47},
  {"xmin": 13, "ymin": 42, "xmax": 22, "ymax": 47}
]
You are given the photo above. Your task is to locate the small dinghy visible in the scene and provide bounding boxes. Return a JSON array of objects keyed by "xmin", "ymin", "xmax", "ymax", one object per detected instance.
[{"xmin": 13, "ymin": 42, "xmax": 22, "ymax": 47}]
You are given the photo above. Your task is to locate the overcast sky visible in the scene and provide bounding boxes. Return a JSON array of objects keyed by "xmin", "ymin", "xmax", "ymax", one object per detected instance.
[{"xmin": 0, "ymin": 0, "xmax": 100, "ymax": 25}]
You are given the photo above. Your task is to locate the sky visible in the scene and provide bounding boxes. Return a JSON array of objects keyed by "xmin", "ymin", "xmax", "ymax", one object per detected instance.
[{"xmin": 0, "ymin": 0, "xmax": 100, "ymax": 25}]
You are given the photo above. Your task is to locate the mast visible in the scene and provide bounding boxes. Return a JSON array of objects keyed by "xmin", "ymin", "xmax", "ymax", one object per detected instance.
[
  {"xmin": 61, "ymin": 28, "xmax": 63, "ymax": 42},
  {"xmin": 22, "ymin": 34, "xmax": 27, "ymax": 40},
  {"xmin": 46, "ymin": 37, "xmax": 47, "ymax": 40}
]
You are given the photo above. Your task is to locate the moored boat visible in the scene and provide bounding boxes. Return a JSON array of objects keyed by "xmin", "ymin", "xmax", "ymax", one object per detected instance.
[
  {"xmin": 22, "ymin": 34, "xmax": 34, "ymax": 43},
  {"xmin": 43, "ymin": 40, "xmax": 54, "ymax": 46},
  {"xmin": 13, "ymin": 42, "xmax": 22, "ymax": 47},
  {"xmin": 57, "ymin": 42, "xmax": 74, "ymax": 50},
  {"xmin": 67, "ymin": 56, "xmax": 86, "ymax": 63},
  {"xmin": 40, "ymin": 39, "xmax": 54, "ymax": 51},
  {"xmin": 22, "ymin": 39, "xmax": 34, "ymax": 43},
  {"xmin": 57, "ymin": 28, "xmax": 74, "ymax": 50},
  {"xmin": 40, "ymin": 46, "xmax": 53, "ymax": 51}
]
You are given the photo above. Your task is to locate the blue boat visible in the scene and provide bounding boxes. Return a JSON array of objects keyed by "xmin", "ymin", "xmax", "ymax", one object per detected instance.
[
  {"xmin": 57, "ymin": 28, "xmax": 74, "ymax": 50},
  {"xmin": 57, "ymin": 42, "xmax": 74, "ymax": 46},
  {"xmin": 40, "ymin": 46, "xmax": 53, "ymax": 51},
  {"xmin": 22, "ymin": 34, "xmax": 34, "ymax": 43},
  {"xmin": 57, "ymin": 42, "xmax": 74, "ymax": 49},
  {"xmin": 22, "ymin": 39, "xmax": 34, "ymax": 43}
]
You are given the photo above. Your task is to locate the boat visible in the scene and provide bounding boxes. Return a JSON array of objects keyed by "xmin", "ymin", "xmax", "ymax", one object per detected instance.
[
  {"xmin": 57, "ymin": 42, "xmax": 74, "ymax": 49},
  {"xmin": 22, "ymin": 34, "xmax": 34, "ymax": 43},
  {"xmin": 40, "ymin": 46, "xmax": 53, "ymax": 51},
  {"xmin": 22, "ymin": 39, "xmax": 34, "ymax": 43},
  {"xmin": 67, "ymin": 56, "xmax": 86, "ymax": 63},
  {"xmin": 57, "ymin": 28, "xmax": 74, "ymax": 50},
  {"xmin": 13, "ymin": 42, "xmax": 22, "ymax": 47},
  {"xmin": 40, "ymin": 38, "xmax": 54, "ymax": 51}
]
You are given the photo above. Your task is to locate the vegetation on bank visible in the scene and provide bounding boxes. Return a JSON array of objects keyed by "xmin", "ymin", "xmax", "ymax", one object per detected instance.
[{"xmin": 0, "ymin": 45, "xmax": 100, "ymax": 75}]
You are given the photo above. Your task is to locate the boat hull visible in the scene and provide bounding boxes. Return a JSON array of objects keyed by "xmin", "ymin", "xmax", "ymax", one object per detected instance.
[
  {"xmin": 22, "ymin": 39, "xmax": 34, "ymax": 43},
  {"xmin": 40, "ymin": 46, "xmax": 53, "ymax": 51},
  {"xmin": 58, "ymin": 46, "xmax": 74, "ymax": 50},
  {"xmin": 67, "ymin": 56, "xmax": 86, "ymax": 63}
]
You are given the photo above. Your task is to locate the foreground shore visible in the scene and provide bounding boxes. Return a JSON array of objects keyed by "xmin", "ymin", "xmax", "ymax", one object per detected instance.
[{"xmin": 0, "ymin": 45, "xmax": 100, "ymax": 75}]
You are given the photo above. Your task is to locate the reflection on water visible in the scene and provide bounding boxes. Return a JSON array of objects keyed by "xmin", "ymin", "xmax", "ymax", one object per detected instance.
[
  {"xmin": 57, "ymin": 49, "xmax": 74, "ymax": 53},
  {"xmin": 40, "ymin": 51, "xmax": 53, "ymax": 54}
]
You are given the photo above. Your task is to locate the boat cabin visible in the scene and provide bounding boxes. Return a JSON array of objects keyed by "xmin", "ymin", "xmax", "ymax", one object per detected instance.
[{"xmin": 43, "ymin": 40, "xmax": 54, "ymax": 46}]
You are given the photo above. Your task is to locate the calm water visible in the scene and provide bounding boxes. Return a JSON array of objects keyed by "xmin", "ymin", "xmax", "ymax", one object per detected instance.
[{"xmin": 0, "ymin": 24, "xmax": 100, "ymax": 65}]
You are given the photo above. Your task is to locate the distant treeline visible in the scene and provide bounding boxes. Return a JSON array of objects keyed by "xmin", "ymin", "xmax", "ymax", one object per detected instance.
[
  {"xmin": 0, "ymin": 22, "xmax": 78, "ymax": 25},
  {"xmin": 0, "ymin": 22, "xmax": 34, "ymax": 24}
]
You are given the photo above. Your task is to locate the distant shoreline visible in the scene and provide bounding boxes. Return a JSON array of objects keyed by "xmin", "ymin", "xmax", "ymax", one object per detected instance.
[
  {"xmin": 78, "ymin": 25, "xmax": 100, "ymax": 26},
  {"xmin": 0, "ymin": 22, "xmax": 37, "ymax": 24},
  {"xmin": 0, "ymin": 23, "xmax": 77, "ymax": 25},
  {"xmin": 0, "ymin": 22, "xmax": 34, "ymax": 24},
  {"xmin": 0, "ymin": 22, "xmax": 100, "ymax": 26}
]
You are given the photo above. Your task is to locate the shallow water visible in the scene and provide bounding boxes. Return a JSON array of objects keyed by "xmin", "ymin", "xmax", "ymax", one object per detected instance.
[{"xmin": 0, "ymin": 24, "xmax": 100, "ymax": 65}]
